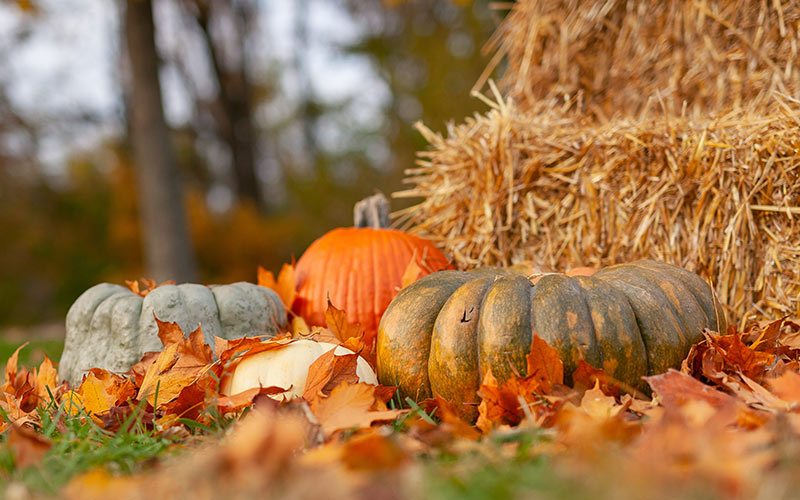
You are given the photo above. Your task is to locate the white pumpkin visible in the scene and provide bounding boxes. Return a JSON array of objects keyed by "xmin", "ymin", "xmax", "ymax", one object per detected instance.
[{"xmin": 222, "ymin": 339, "xmax": 377, "ymax": 400}]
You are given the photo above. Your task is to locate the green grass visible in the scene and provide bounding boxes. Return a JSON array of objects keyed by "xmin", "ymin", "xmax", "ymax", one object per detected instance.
[
  {"xmin": 0, "ymin": 338, "xmax": 64, "ymax": 371},
  {"xmin": 0, "ymin": 397, "xmax": 187, "ymax": 496}
]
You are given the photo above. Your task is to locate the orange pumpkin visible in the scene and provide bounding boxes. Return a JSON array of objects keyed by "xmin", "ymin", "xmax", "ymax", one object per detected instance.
[{"xmin": 293, "ymin": 194, "xmax": 451, "ymax": 346}]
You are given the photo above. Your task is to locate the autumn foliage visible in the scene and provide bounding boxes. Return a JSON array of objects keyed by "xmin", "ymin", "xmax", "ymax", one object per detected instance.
[{"xmin": 6, "ymin": 296, "xmax": 800, "ymax": 498}]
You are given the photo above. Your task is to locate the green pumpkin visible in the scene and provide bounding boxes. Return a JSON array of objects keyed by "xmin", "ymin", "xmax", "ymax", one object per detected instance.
[
  {"xmin": 59, "ymin": 282, "xmax": 287, "ymax": 386},
  {"xmin": 377, "ymin": 260, "xmax": 725, "ymax": 417}
]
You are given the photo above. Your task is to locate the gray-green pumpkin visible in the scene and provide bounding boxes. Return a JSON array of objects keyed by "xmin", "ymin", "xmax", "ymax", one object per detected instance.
[
  {"xmin": 59, "ymin": 282, "xmax": 287, "ymax": 386},
  {"xmin": 377, "ymin": 260, "xmax": 726, "ymax": 419}
]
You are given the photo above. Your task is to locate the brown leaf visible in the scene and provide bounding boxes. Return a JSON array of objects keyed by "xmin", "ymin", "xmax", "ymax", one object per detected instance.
[
  {"xmin": 217, "ymin": 386, "xmax": 288, "ymax": 414},
  {"xmin": 7, "ymin": 423, "xmax": 52, "ymax": 468},
  {"xmin": 310, "ymin": 382, "xmax": 405, "ymax": 435},
  {"xmin": 258, "ymin": 263, "xmax": 297, "ymax": 309},
  {"xmin": 646, "ymin": 369, "xmax": 737, "ymax": 409},
  {"xmin": 399, "ymin": 257, "xmax": 423, "ymax": 290},
  {"xmin": 3, "ymin": 342, "xmax": 27, "ymax": 387},
  {"xmin": 302, "ymin": 348, "xmax": 359, "ymax": 402},
  {"xmin": 578, "ymin": 380, "xmax": 626, "ymax": 419},
  {"xmin": 291, "ymin": 315, "xmax": 311, "ymax": 337},
  {"xmin": 154, "ymin": 316, "xmax": 186, "ymax": 346},
  {"xmin": 325, "ymin": 300, "xmax": 364, "ymax": 345},
  {"xmin": 432, "ymin": 395, "xmax": 481, "ymax": 440},
  {"xmin": 475, "ymin": 370, "xmax": 527, "ymax": 432}
]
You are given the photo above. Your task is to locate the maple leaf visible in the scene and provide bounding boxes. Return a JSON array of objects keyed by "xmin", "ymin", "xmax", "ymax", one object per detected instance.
[
  {"xmin": 767, "ymin": 371, "xmax": 800, "ymax": 405},
  {"xmin": 572, "ymin": 360, "xmax": 621, "ymax": 398},
  {"xmin": 130, "ymin": 351, "xmax": 160, "ymax": 387},
  {"xmin": 399, "ymin": 256, "xmax": 423, "ymax": 290},
  {"xmin": 34, "ymin": 356, "xmax": 59, "ymax": 401},
  {"xmin": 475, "ymin": 370, "xmax": 530, "ymax": 432},
  {"xmin": 125, "ymin": 278, "xmax": 175, "ymax": 297},
  {"xmin": 302, "ymin": 348, "xmax": 360, "ymax": 402},
  {"xmin": 137, "ymin": 320, "xmax": 214, "ymax": 407},
  {"xmin": 432, "ymin": 395, "xmax": 481, "ymax": 440},
  {"xmin": 578, "ymin": 380, "xmax": 627, "ymax": 420},
  {"xmin": 258, "ymin": 263, "xmax": 297, "ymax": 309},
  {"xmin": 324, "ymin": 300, "xmax": 364, "ymax": 345},
  {"xmin": 217, "ymin": 386, "xmax": 288, "ymax": 414},
  {"xmin": 291, "ymin": 315, "xmax": 311, "ymax": 337},
  {"xmin": 2, "ymin": 343, "xmax": 41, "ymax": 414},
  {"xmin": 474, "ymin": 337, "xmax": 565, "ymax": 433},
  {"xmin": 340, "ymin": 432, "xmax": 408, "ymax": 471},
  {"xmin": 310, "ymin": 382, "xmax": 405, "ymax": 436},
  {"xmin": 7, "ymin": 423, "xmax": 52, "ymax": 468},
  {"xmin": 78, "ymin": 371, "xmax": 120, "ymax": 418},
  {"xmin": 525, "ymin": 334, "xmax": 563, "ymax": 393},
  {"xmin": 646, "ymin": 369, "xmax": 737, "ymax": 409}
]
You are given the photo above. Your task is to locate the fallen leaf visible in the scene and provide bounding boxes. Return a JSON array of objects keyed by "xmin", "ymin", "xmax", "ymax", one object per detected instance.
[
  {"xmin": 325, "ymin": 300, "xmax": 364, "ymax": 345},
  {"xmin": 767, "ymin": 371, "xmax": 800, "ymax": 405},
  {"xmin": 310, "ymin": 382, "xmax": 405, "ymax": 436},
  {"xmin": 137, "ymin": 321, "xmax": 214, "ymax": 407},
  {"xmin": 78, "ymin": 371, "xmax": 119, "ymax": 418},
  {"xmin": 340, "ymin": 432, "xmax": 408, "ymax": 471},
  {"xmin": 217, "ymin": 386, "xmax": 288, "ymax": 414},
  {"xmin": 258, "ymin": 263, "xmax": 297, "ymax": 309},
  {"xmin": 34, "ymin": 356, "xmax": 59, "ymax": 401},
  {"xmin": 525, "ymin": 335, "xmax": 563, "ymax": 393},
  {"xmin": 647, "ymin": 369, "xmax": 737, "ymax": 409},
  {"xmin": 7, "ymin": 423, "xmax": 52, "ymax": 468},
  {"xmin": 302, "ymin": 348, "xmax": 360, "ymax": 402},
  {"xmin": 399, "ymin": 257, "xmax": 423, "ymax": 290},
  {"xmin": 572, "ymin": 360, "xmax": 620, "ymax": 397},
  {"xmin": 125, "ymin": 278, "xmax": 175, "ymax": 298},
  {"xmin": 579, "ymin": 380, "xmax": 626, "ymax": 419}
]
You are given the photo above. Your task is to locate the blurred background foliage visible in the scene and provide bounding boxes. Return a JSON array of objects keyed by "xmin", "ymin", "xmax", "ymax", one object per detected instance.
[{"xmin": 0, "ymin": 0, "xmax": 504, "ymax": 328}]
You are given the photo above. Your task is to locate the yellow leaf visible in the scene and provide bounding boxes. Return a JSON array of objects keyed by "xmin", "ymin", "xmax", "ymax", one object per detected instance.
[
  {"xmin": 258, "ymin": 263, "xmax": 297, "ymax": 308},
  {"xmin": 78, "ymin": 372, "xmax": 116, "ymax": 417},
  {"xmin": 35, "ymin": 356, "xmax": 58, "ymax": 400}
]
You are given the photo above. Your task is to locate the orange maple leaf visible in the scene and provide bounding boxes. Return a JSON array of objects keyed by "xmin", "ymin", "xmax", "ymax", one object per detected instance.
[
  {"xmin": 125, "ymin": 278, "xmax": 175, "ymax": 298},
  {"xmin": 525, "ymin": 334, "xmax": 564, "ymax": 393},
  {"xmin": 137, "ymin": 319, "xmax": 214, "ymax": 407},
  {"xmin": 78, "ymin": 371, "xmax": 120, "ymax": 419},
  {"xmin": 572, "ymin": 360, "xmax": 621, "ymax": 397},
  {"xmin": 258, "ymin": 263, "xmax": 297, "ymax": 309},
  {"xmin": 310, "ymin": 382, "xmax": 405, "ymax": 436},
  {"xmin": 302, "ymin": 348, "xmax": 360, "ymax": 402}
]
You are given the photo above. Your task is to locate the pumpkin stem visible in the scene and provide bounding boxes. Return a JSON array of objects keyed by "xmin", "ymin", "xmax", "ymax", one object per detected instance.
[{"xmin": 354, "ymin": 193, "xmax": 390, "ymax": 228}]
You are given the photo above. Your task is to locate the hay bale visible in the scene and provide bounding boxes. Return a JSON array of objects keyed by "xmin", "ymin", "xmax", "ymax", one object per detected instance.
[
  {"xmin": 393, "ymin": 89, "xmax": 800, "ymax": 324},
  {"xmin": 478, "ymin": 0, "xmax": 800, "ymax": 118}
]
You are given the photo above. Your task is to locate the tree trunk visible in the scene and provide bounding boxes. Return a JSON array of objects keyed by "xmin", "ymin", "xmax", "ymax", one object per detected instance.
[{"xmin": 124, "ymin": 0, "xmax": 196, "ymax": 282}]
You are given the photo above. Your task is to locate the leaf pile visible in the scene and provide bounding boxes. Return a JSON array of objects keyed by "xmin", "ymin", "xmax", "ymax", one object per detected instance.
[{"xmin": 6, "ymin": 312, "xmax": 800, "ymax": 498}]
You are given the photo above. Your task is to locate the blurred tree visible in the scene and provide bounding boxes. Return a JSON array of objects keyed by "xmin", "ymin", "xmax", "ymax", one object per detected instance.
[
  {"xmin": 181, "ymin": 0, "xmax": 263, "ymax": 208},
  {"xmin": 124, "ymin": 0, "xmax": 196, "ymax": 282},
  {"xmin": 0, "ymin": 0, "xmax": 503, "ymax": 326}
]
